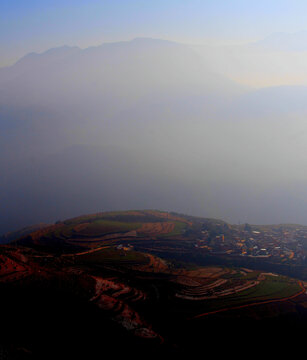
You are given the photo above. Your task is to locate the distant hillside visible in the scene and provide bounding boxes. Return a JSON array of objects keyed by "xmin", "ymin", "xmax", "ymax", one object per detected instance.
[
  {"xmin": 0, "ymin": 223, "xmax": 50, "ymax": 244},
  {"xmin": 16, "ymin": 210, "xmax": 196, "ymax": 253},
  {"xmin": 0, "ymin": 37, "xmax": 244, "ymax": 164}
]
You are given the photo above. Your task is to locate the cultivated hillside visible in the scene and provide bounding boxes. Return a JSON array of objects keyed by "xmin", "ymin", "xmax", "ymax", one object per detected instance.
[{"xmin": 1, "ymin": 209, "xmax": 307, "ymax": 358}]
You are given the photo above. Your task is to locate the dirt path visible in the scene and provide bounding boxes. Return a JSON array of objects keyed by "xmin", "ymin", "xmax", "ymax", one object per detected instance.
[{"xmin": 61, "ymin": 245, "xmax": 111, "ymax": 257}]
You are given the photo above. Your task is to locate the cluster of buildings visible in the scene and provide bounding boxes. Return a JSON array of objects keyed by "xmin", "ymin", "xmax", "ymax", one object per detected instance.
[{"xmin": 194, "ymin": 224, "xmax": 307, "ymax": 264}]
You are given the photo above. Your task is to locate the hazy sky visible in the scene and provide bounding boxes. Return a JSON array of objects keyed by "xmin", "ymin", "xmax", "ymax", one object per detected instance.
[{"xmin": 2, "ymin": 0, "xmax": 307, "ymax": 66}]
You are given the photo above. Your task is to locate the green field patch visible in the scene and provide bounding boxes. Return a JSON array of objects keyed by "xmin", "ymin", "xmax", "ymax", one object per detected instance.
[
  {"xmin": 74, "ymin": 220, "xmax": 141, "ymax": 237},
  {"xmin": 76, "ymin": 247, "xmax": 149, "ymax": 266},
  {"xmin": 236, "ymin": 276, "xmax": 300, "ymax": 301},
  {"xmin": 42, "ymin": 225, "xmax": 75, "ymax": 241},
  {"xmin": 223, "ymin": 270, "xmax": 261, "ymax": 281},
  {"xmin": 240, "ymin": 271, "xmax": 261, "ymax": 280},
  {"xmin": 62, "ymin": 211, "xmax": 136, "ymax": 225},
  {"xmin": 160, "ymin": 221, "xmax": 187, "ymax": 237},
  {"xmin": 41, "ymin": 219, "xmax": 142, "ymax": 241},
  {"xmin": 62, "ymin": 210, "xmax": 171, "ymax": 226},
  {"xmin": 221, "ymin": 269, "xmax": 245, "ymax": 279}
]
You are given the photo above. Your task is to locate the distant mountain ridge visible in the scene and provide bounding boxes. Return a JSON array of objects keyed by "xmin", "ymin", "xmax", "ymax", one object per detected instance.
[{"xmin": 251, "ymin": 31, "xmax": 307, "ymax": 51}]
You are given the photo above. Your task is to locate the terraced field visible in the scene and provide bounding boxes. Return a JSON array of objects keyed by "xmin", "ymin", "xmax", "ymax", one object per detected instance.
[
  {"xmin": 18, "ymin": 210, "xmax": 192, "ymax": 253},
  {"xmin": 73, "ymin": 246, "xmax": 305, "ymax": 318},
  {"xmin": 173, "ymin": 270, "xmax": 303, "ymax": 317}
]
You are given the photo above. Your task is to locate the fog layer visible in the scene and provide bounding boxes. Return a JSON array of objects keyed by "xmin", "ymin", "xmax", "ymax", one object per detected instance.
[{"xmin": 1, "ymin": 37, "xmax": 307, "ymax": 233}]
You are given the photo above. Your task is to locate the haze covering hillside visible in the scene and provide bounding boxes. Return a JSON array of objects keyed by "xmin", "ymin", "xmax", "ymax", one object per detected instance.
[
  {"xmin": 193, "ymin": 31, "xmax": 307, "ymax": 87},
  {"xmin": 2, "ymin": 37, "xmax": 307, "ymax": 233}
]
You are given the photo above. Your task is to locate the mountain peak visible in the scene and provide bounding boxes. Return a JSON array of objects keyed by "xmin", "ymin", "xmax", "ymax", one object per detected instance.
[{"xmin": 130, "ymin": 37, "xmax": 180, "ymax": 47}]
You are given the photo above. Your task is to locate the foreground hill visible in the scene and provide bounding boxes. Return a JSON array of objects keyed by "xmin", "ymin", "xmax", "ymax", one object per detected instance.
[{"xmin": 1, "ymin": 210, "xmax": 307, "ymax": 358}]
